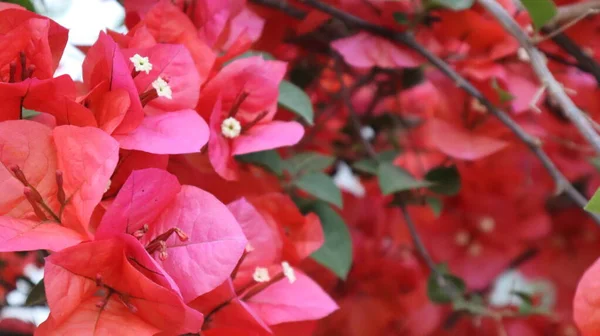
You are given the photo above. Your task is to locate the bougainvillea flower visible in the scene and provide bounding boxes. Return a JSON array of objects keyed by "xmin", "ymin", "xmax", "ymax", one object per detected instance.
[
  {"xmin": 96, "ymin": 168, "xmax": 247, "ymax": 302},
  {"xmin": 127, "ymin": 0, "xmax": 216, "ymax": 83},
  {"xmin": 427, "ymin": 118, "xmax": 509, "ymax": 160},
  {"xmin": 248, "ymin": 193, "xmax": 323, "ymax": 265},
  {"xmin": 0, "ymin": 120, "xmax": 119, "ymax": 252},
  {"xmin": 574, "ymin": 255, "xmax": 600, "ymax": 335},
  {"xmin": 198, "ymin": 56, "xmax": 304, "ymax": 180},
  {"xmin": 82, "ymin": 32, "xmax": 144, "ymax": 135},
  {"xmin": 245, "ymin": 270, "xmax": 338, "ymax": 325},
  {"xmin": 37, "ymin": 235, "xmax": 204, "ymax": 335},
  {"xmin": 82, "ymin": 32, "xmax": 209, "ymax": 154},
  {"xmin": 0, "ymin": 7, "xmax": 68, "ymax": 79},
  {"xmin": 331, "ymin": 32, "xmax": 421, "ymax": 69}
]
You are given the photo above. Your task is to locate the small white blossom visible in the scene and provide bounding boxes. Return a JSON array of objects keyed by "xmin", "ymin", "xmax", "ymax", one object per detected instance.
[
  {"xmin": 152, "ymin": 77, "xmax": 172, "ymax": 99},
  {"xmin": 104, "ymin": 180, "xmax": 112, "ymax": 193},
  {"xmin": 360, "ymin": 126, "xmax": 375, "ymax": 141},
  {"xmin": 129, "ymin": 54, "xmax": 153, "ymax": 74},
  {"xmin": 478, "ymin": 216, "xmax": 495, "ymax": 233},
  {"xmin": 253, "ymin": 267, "xmax": 270, "ymax": 283},
  {"xmin": 281, "ymin": 261, "xmax": 296, "ymax": 284},
  {"xmin": 245, "ymin": 243, "xmax": 255, "ymax": 252},
  {"xmin": 470, "ymin": 98, "xmax": 487, "ymax": 113},
  {"xmin": 333, "ymin": 162, "xmax": 365, "ymax": 197},
  {"xmin": 468, "ymin": 242, "xmax": 482, "ymax": 257},
  {"xmin": 454, "ymin": 230, "xmax": 470, "ymax": 246},
  {"xmin": 221, "ymin": 117, "xmax": 242, "ymax": 139}
]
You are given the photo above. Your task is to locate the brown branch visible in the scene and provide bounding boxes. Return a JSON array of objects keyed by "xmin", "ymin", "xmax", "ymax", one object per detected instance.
[
  {"xmin": 282, "ymin": 0, "xmax": 600, "ymax": 226},
  {"xmin": 544, "ymin": 0, "xmax": 600, "ymax": 28},
  {"xmin": 549, "ymin": 32, "xmax": 600, "ymax": 85},
  {"xmin": 478, "ymin": 0, "xmax": 600, "ymax": 156}
]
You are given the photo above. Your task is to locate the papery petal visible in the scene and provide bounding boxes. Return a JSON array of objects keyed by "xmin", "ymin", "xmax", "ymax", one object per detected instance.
[
  {"xmin": 332, "ymin": 32, "xmax": 421, "ymax": 69},
  {"xmin": 53, "ymin": 126, "xmax": 120, "ymax": 236},
  {"xmin": 0, "ymin": 120, "xmax": 57, "ymax": 218},
  {"xmin": 83, "ymin": 32, "xmax": 144, "ymax": 134},
  {"xmin": 232, "ymin": 121, "xmax": 304, "ymax": 155},
  {"xmin": 428, "ymin": 119, "xmax": 509, "ymax": 160},
  {"xmin": 96, "ymin": 168, "xmax": 181, "ymax": 239},
  {"xmin": 227, "ymin": 198, "xmax": 281, "ymax": 280},
  {"xmin": 125, "ymin": 43, "xmax": 200, "ymax": 113},
  {"xmin": 44, "ymin": 236, "xmax": 204, "ymax": 333},
  {"xmin": 115, "ymin": 109, "xmax": 209, "ymax": 154},
  {"xmin": 246, "ymin": 270, "xmax": 338, "ymax": 325},
  {"xmin": 144, "ymin": 185, "xmax": 247, "ymax": 301},
  {"xmin": 0, "ymin": 217, "xmax": 83, "ymax": 252}
]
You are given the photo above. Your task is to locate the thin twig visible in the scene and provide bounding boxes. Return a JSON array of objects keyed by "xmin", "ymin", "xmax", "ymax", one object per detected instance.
[
  {"xmin": 333, "ymin": 54, "xmax": 378, "ymax": 159},
  {"xmin": 549, "ymin": 32, "xmax": 600, "ymax": 85},
  {"xmin": 287, "ymin": 0, "xmax": 600, "ymax": 225},
  {"xmin": 544, "ymin": 0, "xmax": 600, "ymax": 28},
  {"xmin": 534, "ymin": 10, "xmax": 594, "ymax": 44},
  {"xmin": 478, "ymin": 0, "xmax": 600, "ymax": 156},
  {"xmin": 399, "ymin": 203, "xmax": 437, "ymax": 272},
  {"xmin": 249, "ymin": 0, "xmax": 306, "ymax": 19}
]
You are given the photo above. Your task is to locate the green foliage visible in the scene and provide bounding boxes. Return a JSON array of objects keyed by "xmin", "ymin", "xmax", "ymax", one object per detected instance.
[
  {"xmin": 236, "ymin": 150, "xmax": 283, "ymax": 176},
  {"xmin": 491, "ymin": 78, "xmax": 515, "ymax": 104},
  {"xmin": 353, "ymin": 150, "xmax": 399, "ymax": 175},
  {"xmin": 425, "ymin": 165, "xmax": 461, "ymax": 196},
  {"xmin": 25, "ymin": 279, "xmax": 46, "ymax": 306},
  {"xmin": 428, "ymin": 0, "xmax": 475, "ymax": 11},
  {"xmin": 585, "ymin": 187, "xmax": 600, "ymax": 213},
  {"xmin": 425, "ymin": 196, "xmax": 444, "ymax": 217},
  {"xmin": 521, "ymin": 0, "xmax": 557, "ymax": 30},
  {"xmin": 22, "ymin": 108, "xmax": 40, "ymax": 119},
  {"xmin": 427, "ymin": 264, "xmax": 466, "ymax": 304},
  {"xmin": 308, "ymin": 201, "xmax": 353, "ymax": 279},
  {"xmin": 293, "ymin": 172, "xmax": 343, "ymax": 207},
  {"xmin": 393, "ymin": 12, "xmax": 408, "ymax": 24},
  {"xmin": 2, "ymin": 0, "xmax": 35, "ymax": 11},
  {"xmin": 285, "ymin": 152, "xmax": 335, "ymax": 176},
  {"xmin": 377, "ymin": 162, "xmax": 432, "ymax": 195},
  {"xmin": 278, "ymin": 80, "xmax": 315, "ymax": 125}
]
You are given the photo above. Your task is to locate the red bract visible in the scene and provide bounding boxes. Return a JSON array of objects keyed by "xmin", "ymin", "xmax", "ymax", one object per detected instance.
[
  {"xmin": 96, "ymin": 168, "xmax": 248, "ymax": 302},
  {"xmin": 0, "ymin": 120, "xmax": 119, "ymax": 251},
  {"xmin": 198, "ymin": 56, "xmax": 304, "ymax": 180},
  {"xmin": 37, "ymin": 235, "xmax": 204, "ymax": 335}
]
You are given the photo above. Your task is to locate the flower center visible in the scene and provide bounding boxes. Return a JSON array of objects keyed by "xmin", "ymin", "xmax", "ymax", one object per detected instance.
[
  {"xmin": 129, "ymin": 54, "xmax": 153, "ymax": 75},
  {"xmin": 221, "ymin": 117, "xmax": 242, "ymax": 139}
]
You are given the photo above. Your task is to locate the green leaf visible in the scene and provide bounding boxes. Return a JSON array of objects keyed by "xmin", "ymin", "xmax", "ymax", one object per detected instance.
[
  {"xmin": 428, "ymin": 0, "xmax": 475, "ymax": 11},
  {"xmin": 25, "ymin": 279, "xmax": 46, "ymax": 306},
  {"xmin": 426, "ymin": 196, "xmax": 443, "ymax": 217},
  {"xmin": 377, "ymin": 162, "xmax": 432, "ymax": 195},
  {"xmin": 353, "ymin": 150, "xmax": 399, "ymax": 175},
  {"xmin": 285, "ymin": 152, "xmax": 335, "ymax": 176},
  {"xmin": 236, "ymin": 150, "xmax": 283, "ymax": 176},
  {"xmin": 425, "ymin": 165, "xmax": 461, "ymax": 195},
  {"xmin": 309, "ymin": 201, "xmax": 353, "ymax": 279},
  {"xmin": 278, "ymin": 80, "xmax": 314, "ymax": 125},
  {"xmin": 22, "ymin": 108, "xmax": 40, "ymax": 119},
  {"xmin": 427, "ymin": 265, "xmax": 466, "ymax": 304},
  {"xmin": 491, "ymin": 78, "xmax": 515, "ymax": 104},
  {"xmin": 521, "ymin": 0, "xmax": 557, "ymax": 30},
  {"xmin": 3, "ymin": 0, "xmax": 35, "ymax": 11},
  {"xmin": 293, "ymin": 172, "xmax": 342, "ymax": 207},
  {"xmin": 585, "ymin": 187, "xmax": 600, "ymax": 213},
  {"xmin": 393, "ymin": 12, "xmax": 408, "ymax": 24}
]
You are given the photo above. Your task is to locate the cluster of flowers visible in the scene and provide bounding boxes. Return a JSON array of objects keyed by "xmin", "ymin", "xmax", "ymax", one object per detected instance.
[
  {"xmin": 0, "ymin": 0, "xmax": 339, "ymax": 335},
  {"xmin": 4, "ymin": 0, "xmax": 600, "ymax": 335}
]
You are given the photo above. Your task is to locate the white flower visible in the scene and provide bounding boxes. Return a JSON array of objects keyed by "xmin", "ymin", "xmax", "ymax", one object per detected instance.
[
  {"xmin": 245, "ymin": 243, "xmax": 255, "ymax": 252},
  {"xmin": 333, "ymin": 162, "xmax": 365, "ymax": 197},
  {"xmin": 454, "ymin": 230, "xmax": 470, "ymax": 246},
  {"xmin": 221, "ymin": 117, "xmax": 242, "ymax": 139},
  {"xmin": 129, "ymin": 54, "xmax": 153, "ymax": 74},
  {"xmin": 104, "ymin": 179, "xmax": 111, "ymax": 193},
  {"xmin": 152, "ymin": 77, "xmax": 172, "ymax": 99},
  {"xmin": 253, "ymin": 267, "xmax": 270, "ymax": 283},
  {"xmin": 360, "ymin": 126, "xmax": 375, "ymax": 141},
  {"xmin": 478, "ymin": 216, "xmax": 495, "ymax": 233},
  {"xmin": 281, "ymin": 261, "xmax": 296, "ymax": 284},
  {"xmin": 468, "ymin": 242, "xmax": 482, "ymax": 257}
]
